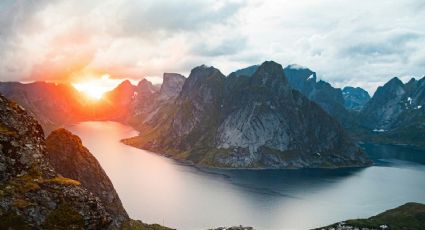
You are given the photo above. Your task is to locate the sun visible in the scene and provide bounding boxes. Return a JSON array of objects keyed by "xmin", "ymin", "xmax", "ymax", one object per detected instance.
[{"xmin": 72, "ymin": 74, "xmax": 114, "ymax": 100}]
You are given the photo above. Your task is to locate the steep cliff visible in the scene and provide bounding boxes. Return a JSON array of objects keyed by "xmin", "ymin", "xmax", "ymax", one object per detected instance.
[
  {"xmin": 124, "ymin": 61, "xmax": 370, "ymax": 169},
  {"xmin": 46, "ymin": 128, "xmax": 128, "ymax": 228}
]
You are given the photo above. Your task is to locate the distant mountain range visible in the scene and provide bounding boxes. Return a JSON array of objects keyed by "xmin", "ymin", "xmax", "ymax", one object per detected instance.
[{"xmin": 1, "ymin": 60, "xmax": 424, "ymax": 167}]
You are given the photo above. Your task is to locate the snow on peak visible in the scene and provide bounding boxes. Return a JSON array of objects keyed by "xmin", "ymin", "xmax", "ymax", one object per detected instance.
[
  {"xmin": 407, "ymin": 97, "xmax": 413, "ymax": 104},
  {"xmin": 373, "ymin": 129, "xmax": 386, "ymax": 132},
  {"xmin": 307, "ymin": 74, "xmax": 315, "ymax": 81}
]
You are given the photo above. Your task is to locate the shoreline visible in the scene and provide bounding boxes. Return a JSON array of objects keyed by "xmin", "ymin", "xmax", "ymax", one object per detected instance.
[{"xmin": 120, "ymin": 138, "xmax": 373, "ymax": 171}]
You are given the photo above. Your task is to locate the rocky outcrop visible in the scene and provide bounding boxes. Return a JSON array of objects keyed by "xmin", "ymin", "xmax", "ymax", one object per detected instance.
[
  {"xmin": 124, "ymin": 61, "xmax": 370, "ymax": 169},
  {"xmin": 0, "ymin": 94, "xmax": 112, "ymax": 229},
  {"xmin": 158, "ymin": 73, "xmax": 186, "ymax": 100},
  {"xmin": 342, "ymin": 86, "xmax": 370, "ymax": 111},
  {"xmin": 45, "ymin": 128, "xmax": 128, "ymax": 228}
]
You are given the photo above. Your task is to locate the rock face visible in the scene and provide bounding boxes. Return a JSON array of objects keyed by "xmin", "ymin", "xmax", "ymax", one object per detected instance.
[
  {"xmin": 0, "ymin": 94, "xmax": 112, "ymax": 229},
  {"xmin": 46, "ymin": 128, "xmax": 128, "ymax": 228},
  {"xmin": 124, "ymin": 61, "xmax": 370, "ymax": 168},
  {"xmin": 282, "ymin": 64, "xmax": 350, "ymax": 124},
  {"xmin": 361, "ymin": 77, "xmax": 407, "ymax": 129},
  {"xmin": 128, "ymin": 73, "xmax": 186, "ymax": 131},
  {"xmin": 231, "ymin": 64, "xmax": 351, "ymax": 125},
  {"xmin": 342, "ymin": 86, "xmax": 370, "ymax": 111},
  {"xmin": 158, "ymin": 73, "xmax": 186, "ymax": 100},
  {"xmin": 358, "ymin": 76, "xmax": 425, "ymax": 147}
]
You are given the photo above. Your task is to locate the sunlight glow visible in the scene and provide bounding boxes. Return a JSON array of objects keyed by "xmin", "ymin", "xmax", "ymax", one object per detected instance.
[{"xmin": 72, "ymin": 74, "xmax": 115, "ymax": 100}]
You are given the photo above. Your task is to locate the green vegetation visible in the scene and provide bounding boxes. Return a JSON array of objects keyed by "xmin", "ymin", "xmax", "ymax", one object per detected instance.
[
  {"xmin": 0, "ymin": 211, "xmax": 32, "ymax": 230},
  {"xmin": 43, "ymin": 203, "xmax": 85, "ymax": 230},
  {"xmin": 319, "ymin": 202, "xmax": 425, "ymax": 230},
  {"xmin": 42, "ymin": 176, "xmax": 81, "ymax": 186},
  {"xmin": 1, "ymin": 167, "xmax": 80, "ymax": 199},
  {"xmin": 121, "ymin": 219, "xmax": 175, "ymax": 230}
]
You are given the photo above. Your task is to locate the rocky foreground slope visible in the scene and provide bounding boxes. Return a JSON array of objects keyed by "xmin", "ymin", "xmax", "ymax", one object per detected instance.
[
  {"xmin": 45, "ymin": 128, "xmax": 129, "ymax": 228},
  {"xmin": 0, "ymin": 94, "xmax": 171, "ymax": 229},
  {"xmin": 124, "ymin": 61, "xmax": 370, "ymax": 168}
]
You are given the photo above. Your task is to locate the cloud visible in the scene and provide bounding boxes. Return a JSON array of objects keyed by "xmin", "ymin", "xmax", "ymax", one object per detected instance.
[
  {"xmin": 0, "ymin": 0, "xmax": 245, "ymax": 82},
  {"xmin": 0, "ymin": 0, "xmax": 424, "ymax": 94}
]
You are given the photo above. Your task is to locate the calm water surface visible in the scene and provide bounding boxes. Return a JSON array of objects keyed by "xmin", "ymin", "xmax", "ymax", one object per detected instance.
[{"xmin": 68, "ymin": 121, "xmax": 425, "ymax": 230}]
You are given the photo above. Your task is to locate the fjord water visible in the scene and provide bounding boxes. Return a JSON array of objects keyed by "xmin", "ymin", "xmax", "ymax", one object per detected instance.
[{"xmin": 68, "ymin": 121, "xmax": 425, "ymax": 230}]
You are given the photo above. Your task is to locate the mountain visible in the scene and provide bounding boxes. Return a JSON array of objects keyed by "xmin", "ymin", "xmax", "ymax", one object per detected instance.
[
  {"xmin": 318, "ymin": 202, "xmax": 425, "ymax": 230},
  {"xmin": 128, "ymin": 73, "xmax": 186, "ymax": 131},
  {"xmin": 231, "ymin": 64, "xmax": 351, "ymax": 125},
  {"xmin": 0, "ymin": 79, "xmax": 161, "ymax": 132},
  {"xmin": 0, "ymin": 94, "xmax": 171, "ymax": 229},
  {"xmin": 342, "ymin": 86, "xmax": 370, "ymax": 111},
  {"xmin": 283, "ymin": 64, "xmax": 350, "ymax": 124},
  {"xmin": 232, "ymin": 65, "xmax": 259, "ymax": 77},
  {"xmin": 158, "ymin": 73, "xmax": 186, "ymax": 100},
  {"xmin": 46, "ymin": 128, "xmax": 128, "ymax": 228},
  {"xmin": 361, "ymin": 77, "xmax": 407, "ymax": 129},
  {"xmin": 0, "ymin": 82, "xmax": 84, "ymax": 132},
  {"xmin": 123, "ymin": 61, "xmax": 370, "ymax": 169},
  {"xmin": 359, "ymin": 76, "xmax": 425, "ymax": 147}
]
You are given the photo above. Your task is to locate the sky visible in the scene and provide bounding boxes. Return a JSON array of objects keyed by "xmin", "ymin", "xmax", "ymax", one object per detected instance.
[{"xmin": 0, "ymin": 0, "xmax": 424, "ymax": 93}]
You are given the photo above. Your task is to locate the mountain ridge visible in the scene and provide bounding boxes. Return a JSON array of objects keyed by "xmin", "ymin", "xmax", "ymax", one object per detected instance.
[{"xmin": 123, "ymin": 61, "xmax": 370, "ymax": 169}]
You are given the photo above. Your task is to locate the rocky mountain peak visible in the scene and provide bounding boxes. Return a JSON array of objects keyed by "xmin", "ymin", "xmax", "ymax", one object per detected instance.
[
  {"xmin": 116, "ymin": 79, "xmax": 136, "ymax": 92},
  {"xmin": 248, "ymin": 61, "xmax": 290, "ymax": 95},
  {"xmin": 386, "ymin": 77, "xmax": 403, "ymax": 87},
  {"xmin": 136, "ymin": 79, "xmax": 157, "ymax": 98},
  {"xmin": 179, "ymin": 65, "xmax": 225, "ymax": 100},
  {"xmin": 160, "ymin": 73, "xmax": 186, "ymax": 100},
  {"xmin": 373, "ymin": 77, "xmax": 405, "ymax": 100},
  {"xmin": 342, "ymin": 86, "xmax": 371, "ymax": 111},
  {"xmin": 253, "ymin": 61, "xmax": 287, "ymax": 80},
  {"xmin": 188, "ymin": 65, "xmax": 223, "ymax": 82}
]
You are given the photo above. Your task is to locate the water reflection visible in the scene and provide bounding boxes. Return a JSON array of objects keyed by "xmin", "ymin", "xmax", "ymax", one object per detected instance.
[{"xmin": 68, "ymin": 121, "xmax": 425, "ymax": 230}]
